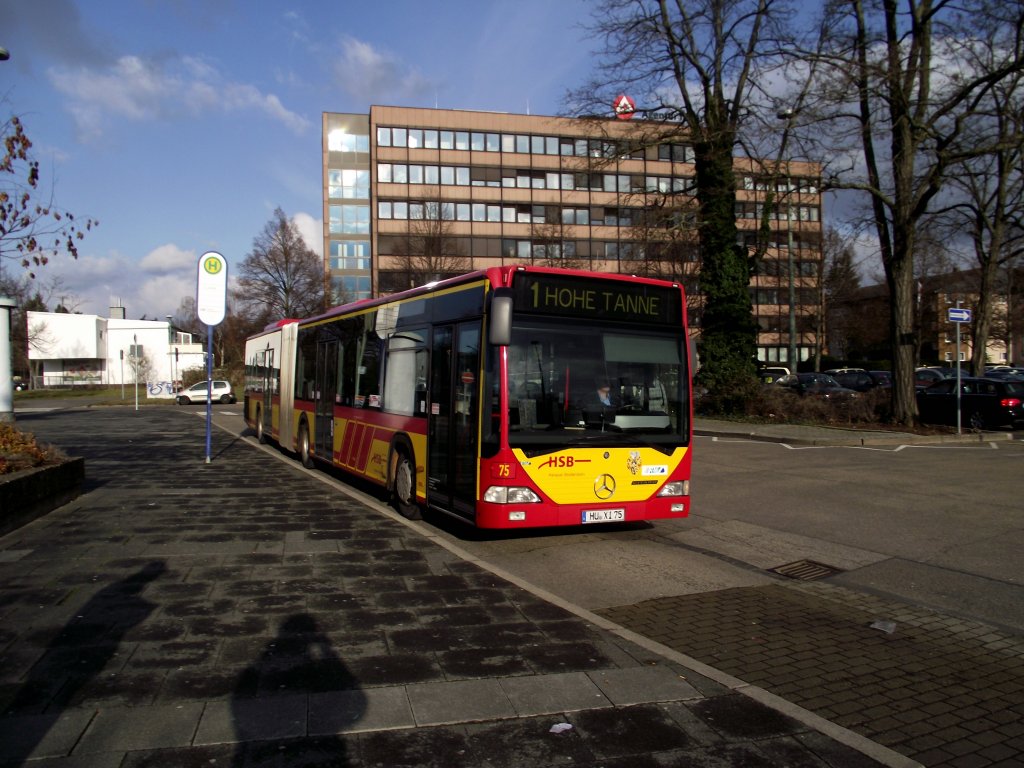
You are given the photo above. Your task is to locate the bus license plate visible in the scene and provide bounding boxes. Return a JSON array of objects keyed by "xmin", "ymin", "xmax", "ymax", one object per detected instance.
[{"xmin": 582, "ymin": 508, "xmax": 625, "ymax": 524}]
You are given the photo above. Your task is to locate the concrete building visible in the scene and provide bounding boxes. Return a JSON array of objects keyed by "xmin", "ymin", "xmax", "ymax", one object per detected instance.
[
  {"xmin": 26, "ymin": 308, "xmax": 204, "ymax": 396},
  {"xmin": 322, "ymin": 105, "xmax": 823, "ymax": 368}
]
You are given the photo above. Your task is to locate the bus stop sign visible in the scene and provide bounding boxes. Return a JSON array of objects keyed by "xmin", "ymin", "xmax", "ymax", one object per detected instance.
[{"xmin": 197, "ymin": 251, "xmax": 227, "ymax": 326}]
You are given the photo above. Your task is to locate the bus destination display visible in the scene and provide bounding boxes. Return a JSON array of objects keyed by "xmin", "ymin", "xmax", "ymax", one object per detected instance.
[{"xmin": 512, "ymin": 273, "xmax": 680, "ymax": 325}]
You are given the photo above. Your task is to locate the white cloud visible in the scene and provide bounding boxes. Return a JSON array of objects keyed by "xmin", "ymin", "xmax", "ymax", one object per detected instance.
[
  {"xmin": 332, "ymin": 37, "xmax": 434, "ymax": 104},
  {"xmin": 41, "ymin": 243, "xmax": 201, "ymax": 319},
  {"xmin": 138, "ymin": 243, "xmax": 196, "ymax": 273},
  {"xmin": 292, "ymin": 212, "xmax": 323, "ymax": 258},
  {"xmin": 48, "ymin": 53, "xmax": 310, "ymax": 142}
]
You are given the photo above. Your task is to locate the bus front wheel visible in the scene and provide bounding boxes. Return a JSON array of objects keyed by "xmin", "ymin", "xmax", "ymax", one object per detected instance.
[
  {"xmin": 393, "ymin": 450, "xmax": 421, "ymax": 520},
  {"xmin": 298, "ymin": 422, "xmax": 314, "ymax": 468}
]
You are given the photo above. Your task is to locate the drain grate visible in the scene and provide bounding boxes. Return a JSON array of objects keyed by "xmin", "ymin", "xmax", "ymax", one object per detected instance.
[{"xmin": 769, "ymin": 559, "xmax": 843, "ymax": 581}]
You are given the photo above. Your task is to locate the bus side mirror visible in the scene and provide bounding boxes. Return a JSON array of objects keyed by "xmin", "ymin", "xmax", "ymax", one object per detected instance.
[{"xmin": 489, "ymin": 289, "xmax": 513, "ymax": 346}]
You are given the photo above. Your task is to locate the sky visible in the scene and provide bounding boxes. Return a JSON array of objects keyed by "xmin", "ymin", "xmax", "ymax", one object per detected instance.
[{"xmin": 0, "ymin": 0, "xmax": 596, "ymax": 319}]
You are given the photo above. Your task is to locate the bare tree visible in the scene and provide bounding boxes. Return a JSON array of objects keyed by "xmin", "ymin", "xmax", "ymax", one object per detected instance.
[
  {"xmin": 172, "ymin": 296, "xmax": 200, "ymax": 336},
  {"xmin": 528, "ymin": 220, "xmax": 587, "ymax": 270},
  {"xmin": 800, "ymin": 0, "xmax": 1024, "ymax": 425},
  {"xmin": 573, "ymin": 0, "xmax": 795, "ymax": 399},
  {"xmin": 389, "ymin": 198, "xmax": 471, "ymax": 288},
  {"xmin": 621, "ymin": 195, "xmax": 701, "ymax": 282},
  {"xmin": 236, "ymin": 207, "xmax": 327, "ymax": 324},
  {"xmin": 0, "ymin": 114, "xmax": 98, "ymax": 279},
  {"xmin": 913, "ymin": 227, "xmax": 966, "ymax": 364},
  {"xmin": 928, "ymin": 64, "xmax": 1024, "ymax": 374},
  {"xmin": 1, "ymin": 272, "xmax": 78, "ymax": 381},
  {"xmin": 822, "ymin": 228, "xmax": 865, "ymax": 360}
]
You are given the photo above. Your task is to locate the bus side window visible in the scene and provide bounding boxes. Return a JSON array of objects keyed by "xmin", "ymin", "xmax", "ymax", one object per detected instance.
[{"xmin": 383, "ymin": 329, "xmax": 427, "ymax": 416}]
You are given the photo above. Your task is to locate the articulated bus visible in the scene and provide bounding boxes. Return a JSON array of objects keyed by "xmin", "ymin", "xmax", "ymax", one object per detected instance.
[{"xmin": 243, "ymin": 265, "xmax": 692, "ymax": 529}]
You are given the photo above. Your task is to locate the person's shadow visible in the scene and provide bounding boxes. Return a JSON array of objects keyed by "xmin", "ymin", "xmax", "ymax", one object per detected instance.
[
  {"xmin": 231, "ymin": 614, "xmax": 365, "ymax": 767},
  {"xmin": 2, "ymin": 561, "xmax": 167, "ymax": 764}
]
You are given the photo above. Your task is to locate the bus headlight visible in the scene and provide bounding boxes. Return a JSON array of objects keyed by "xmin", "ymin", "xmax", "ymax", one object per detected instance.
[
  {"xmin": 657, "ymin": 481, "xmax": 689, "ymax": 497},
  {"xmin": 483, "ymin": 486, "xmax": 542, "ymax": 504}
]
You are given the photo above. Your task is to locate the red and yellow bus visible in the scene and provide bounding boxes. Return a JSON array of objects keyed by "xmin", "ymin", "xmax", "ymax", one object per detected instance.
[{"xmin": 244, "ymin": 266, "xmax": 692, "ymax": 529}]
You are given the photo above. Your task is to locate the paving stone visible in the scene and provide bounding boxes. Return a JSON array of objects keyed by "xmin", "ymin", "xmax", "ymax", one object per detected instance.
[
  {"xmin": 407, "ymin": 678, "xmax": 516, "ymax": 725},
  {"xmin": 309, "ymin": 686, "xmax": 413, "ymax": 734},
  {"xmin": 0, "ymin": 409, "xmax": 913, "ymax": 768},
  {"xmin": 588, "ymin": 665, "xmax": 700, "ymax": 706},
  {"xmin": 499, "ymin": 671, "xmax": 610, "ymax": 715},
  {"xmin": 75, "ymin": 703, "xmax": 204, "ymax": 753}
]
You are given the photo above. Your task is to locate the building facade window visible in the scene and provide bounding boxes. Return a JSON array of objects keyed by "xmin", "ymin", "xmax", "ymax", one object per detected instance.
[
  {"xmin": 330, "ymin": 240, "xmax": 370, "ymax": 270},
  {"xmin": 329, "ymin": 204, "xmax": 370, "ymax": 234},
  {"xmin": 328, "ymin": 169, "xmax": 369, "ymax": 199}
]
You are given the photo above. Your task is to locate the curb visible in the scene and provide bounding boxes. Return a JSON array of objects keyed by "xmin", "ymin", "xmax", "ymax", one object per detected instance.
[
  {"xmin": 0, "ymin": 457, "xmax": 85, "ymax": 536},
  {"xmin": 694, "ymin": 426, "xmax": 1015, "ymax": 447}
]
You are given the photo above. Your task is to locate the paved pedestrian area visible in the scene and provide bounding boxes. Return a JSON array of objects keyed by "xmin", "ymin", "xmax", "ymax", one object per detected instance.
[
  {"xmin": 0, "ymin": 408, "xmax": 904, "ymax": 767},
  {"xmin": 600, "ymin": 582, "xmax": 1024, "ymax": 767}
]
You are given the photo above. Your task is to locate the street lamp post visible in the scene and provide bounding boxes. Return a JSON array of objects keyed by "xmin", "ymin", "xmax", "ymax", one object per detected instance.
[
  {"xmin": 166, "ymin": 315, "xmax": 175, "ymax": 394},
  {"xmin": 784, "ymin": 174, "xmax": 798, "ymax": 371},
  {"xmin": 0, "ymin": 297, "xmax": 15, "ymax": 424},
  {"xmin": 777, "ymin": 109, "xmax": 799, "ymax": 371},
  {"xmin": 0, "ymin": 48, "xmax": 12, "ymax": 422}
]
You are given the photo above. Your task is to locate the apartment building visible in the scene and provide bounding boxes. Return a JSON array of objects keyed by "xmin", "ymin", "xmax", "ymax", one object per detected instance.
[{"xmin": 322, "ymin": 106, "xmax": 822, "ymax": 367}]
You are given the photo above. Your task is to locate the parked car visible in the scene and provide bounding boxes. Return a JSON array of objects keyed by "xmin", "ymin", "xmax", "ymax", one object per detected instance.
[
  {"xmin": 827, "ymin": 369, "xmax": 892, "ymax": 392},
  {"xmin": 176, "ymin": 380, "xmax": 236, "ymax": 405},
  {"xmin": 758, "ymin": 366, "xmax": 791, "ymax": 384},
  {"xmin": 776, "ymin": 373, "xmax": 858, "ymax": 400},
  {"xmin": 916, "ymin": 377, "xmax": 1024, "ymax": 429},
  {"xmin": 982, "ymin": 369, "xmax": 1024, "ymax": 381},
  {"xmin": 914, "ymin": 367, "xmax": 949, "ymax": 389}
]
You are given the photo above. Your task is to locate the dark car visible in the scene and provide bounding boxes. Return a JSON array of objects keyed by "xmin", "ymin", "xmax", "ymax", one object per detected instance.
[
  {"xmin": 776, "ymin": 373, "xmax": 858, "ymax": 400},
  {"xmin": 916, "ymin": 377, "xmax": 1024, "ymax": 430},
  {"xmin": 982, "ymin": 369, "xmax": 1024, "ymax": 381},
  {"xmin": 914, "ymin": 367, "xmax": 949, "ymax": 389},
  {"xmin": 829, "ymin": 369, "xmax": 891, "ymax": 392},
  {"xmin": 868, "ymin": 370, "xmax": 892, "ymax": 388}
]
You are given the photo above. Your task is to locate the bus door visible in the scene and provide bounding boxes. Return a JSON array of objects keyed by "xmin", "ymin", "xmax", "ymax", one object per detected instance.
[
  {"xmin": 259, "ymin": 346, "xmax": 274, "ymax": 436},
  {"xmin": 428, "ymin": 322, "xmax": 481, "ymax": 516},
  {"xmin": 314, "ymin": 338, "xmax": 338, "ymax": 461}
]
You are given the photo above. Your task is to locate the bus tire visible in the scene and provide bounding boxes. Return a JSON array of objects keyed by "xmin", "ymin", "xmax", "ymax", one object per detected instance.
[
  {"xmin": 298, "ymin": 420, "xmax": 314, "ymax": 468},
  {"xmin": 392, "ymin": 448, "xmax": 421, "ymax": 520},
  {"xmin": 256, "ymin": 407, "xmax": 266, "ymax": 444}
]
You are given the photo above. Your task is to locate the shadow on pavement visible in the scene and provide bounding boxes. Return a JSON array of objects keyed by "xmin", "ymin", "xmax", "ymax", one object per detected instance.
[
  {"xmin": 230, "ymin": 614, "xmax": 366, "ymax": 767},
  {"xmin": 1, "ymin": 561, "xmax": 167, "ymax": 764}
]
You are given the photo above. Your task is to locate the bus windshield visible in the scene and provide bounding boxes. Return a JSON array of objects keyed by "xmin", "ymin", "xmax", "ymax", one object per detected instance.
[{"xmin": 505, "ymin": 319, "xmax": 688, "ymax": 449}]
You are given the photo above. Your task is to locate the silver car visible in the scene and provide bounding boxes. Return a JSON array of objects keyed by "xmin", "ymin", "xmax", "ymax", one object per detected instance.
[{"xmin": 176, "ymin": 380, "xmax": 236, "ymax": 405}]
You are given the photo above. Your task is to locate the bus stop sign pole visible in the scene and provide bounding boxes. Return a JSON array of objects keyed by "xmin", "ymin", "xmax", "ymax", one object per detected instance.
[{"xmin": 196, "ymin": 252, "xmax": 227, "ymax": 463}]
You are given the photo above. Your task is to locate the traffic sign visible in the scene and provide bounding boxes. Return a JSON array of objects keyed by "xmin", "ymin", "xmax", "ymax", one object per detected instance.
[
  {"xmin": 196, "ymin": 251, "xmax": 227, "ymax": 326},
  {"xmin": 948, "ymin": 307, "xmax": 972, "ymax": 324}
]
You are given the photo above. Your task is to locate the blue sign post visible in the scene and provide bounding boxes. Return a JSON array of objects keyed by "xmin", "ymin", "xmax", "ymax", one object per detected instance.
[
  {"xmin": 948, "ymin": 307, "xmax": 972, "ymax": 324},
  {"xmin": 948, "ymin": 304, "xmax": 972, "ymax": 435},
  {"xmin": 196, "ymin": 252, "xmax": 228, "ymax": 463}
]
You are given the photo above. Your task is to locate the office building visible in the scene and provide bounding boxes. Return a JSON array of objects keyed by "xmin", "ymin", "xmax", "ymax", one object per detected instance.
[{"xmin": 323, "ymin": 106, "xmax": 822, "ymax": 366}]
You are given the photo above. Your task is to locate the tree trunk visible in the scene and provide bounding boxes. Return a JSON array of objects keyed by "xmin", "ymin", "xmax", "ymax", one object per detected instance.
[{"xmin": 693, "ymin": 136, "xmax": 757, "ymax": 391}]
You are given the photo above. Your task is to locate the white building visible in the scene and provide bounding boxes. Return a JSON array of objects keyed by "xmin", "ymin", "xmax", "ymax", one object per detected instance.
[{"xmin": 27, "ymin": 308, "xmax": 206, "ymax": 397}]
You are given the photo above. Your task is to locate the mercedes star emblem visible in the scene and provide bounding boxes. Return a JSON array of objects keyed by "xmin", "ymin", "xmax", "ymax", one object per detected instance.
[{"xmin": 594, "ymin": 474, "xmax": 616, "ymax": 500}]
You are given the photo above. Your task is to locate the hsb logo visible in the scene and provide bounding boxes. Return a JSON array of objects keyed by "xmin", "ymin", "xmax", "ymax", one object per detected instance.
[{"xmin": 539, "ymin": 455, "xmax": 575, "ymax": 469}]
